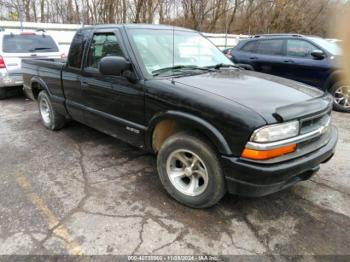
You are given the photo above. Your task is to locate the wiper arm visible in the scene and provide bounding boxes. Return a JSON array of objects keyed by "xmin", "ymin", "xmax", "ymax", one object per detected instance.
[
  {"xmin": 152, "ymin": 65, "xmax": 215, "ymax": 76},
  {"xmin": 207, "ymin": 63, "xmax": 239, "ymax": 70},
  {"xmin": 152, "ymin": 65, "xmax": 189, "ymax": 76}
]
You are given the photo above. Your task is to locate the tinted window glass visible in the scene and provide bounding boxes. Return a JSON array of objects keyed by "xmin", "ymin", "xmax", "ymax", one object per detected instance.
[
  {"xmin": 86, "ymin": 33, "xmax": 123, "ymax": 69},
  {"xmin": 287, "ymin": 40, "xmax": 317, "ymax": 58},
  {"xmin": 2, "ymin": 34, "xmax": 58, "ymax": 53},
  {"xmin": 256, "ymin": 40, "xmax": 284, "ymax": 55},
  {"xmin": 68, "ymin": 30, "xmax": 90, "ymax": 69},
  {"xmin": 241, "ymin": 41, "xmax": 256, "ymax": 52}
]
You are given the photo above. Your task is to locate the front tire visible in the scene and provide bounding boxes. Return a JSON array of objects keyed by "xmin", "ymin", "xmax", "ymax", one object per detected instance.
[
  {"xmin": 38, "ymin": 90, "xmax": 66, "ymax": 130},
  {"xmin": 330, "ymin": 81, "xmax": 350, "ymax": 113},
  {"xmin": 157, "ymin": 132, "xmax": 226, "ymax": 208}
]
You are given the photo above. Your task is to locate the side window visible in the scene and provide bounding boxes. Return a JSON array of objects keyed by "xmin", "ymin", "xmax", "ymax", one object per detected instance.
[
  {"xmin": 67, "ymin": 30, "xmax": 90, "ymax": 69},
  {"xmin": 256, "ymin": 40, "xmax": 284, "ymax": 56},
  {"xmin": 287, "ymin": 40, "xmax": 317, "ymax": 58},
  {"xmin": 240, "ymin": 41, "xmax": 257, "ymax": 53},
  {"xmin": 86, "ymin": 33, "xmax": 124, "ymax": 69}
]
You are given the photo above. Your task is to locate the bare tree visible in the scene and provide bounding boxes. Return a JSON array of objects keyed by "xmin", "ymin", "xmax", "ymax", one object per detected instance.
[{"xmin": 0, "ymin": 0, "xmax": 344, "ymax": 37}]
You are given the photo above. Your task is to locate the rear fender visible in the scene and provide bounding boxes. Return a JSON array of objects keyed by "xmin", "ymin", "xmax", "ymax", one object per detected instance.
[
  {"xmin": 30, "ymin": 76, "xmax": 52, "ymax": 98},
  {"xmin": 30, "ymin": 76, "xmax": 69, "ymax": 117}
]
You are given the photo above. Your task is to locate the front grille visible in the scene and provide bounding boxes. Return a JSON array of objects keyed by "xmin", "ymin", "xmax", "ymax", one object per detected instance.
[{"xmin": 300, "ymin": 111, "xmax": 331, "ymax": 135}]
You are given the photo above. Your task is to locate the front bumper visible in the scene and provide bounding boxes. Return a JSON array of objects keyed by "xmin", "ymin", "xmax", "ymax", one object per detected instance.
[{"xmin": 221, "ymin": 126, "xmax": 338, "ymax": 197}]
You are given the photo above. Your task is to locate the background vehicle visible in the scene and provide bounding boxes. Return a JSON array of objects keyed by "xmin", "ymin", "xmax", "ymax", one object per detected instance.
[
  {"xmin": 0, "ymin": 31, "xmax": 63, "ymax": 99},
  {"xmin": 222, "ymin": 47, "xmax": 234, "ymax": 59},
  {"xmin": 22, "ymin": 25, "xmax": 337, "ymax": 208},
  {"xmin": 227, "ymin": 34, "xmax": 349, "ymax": 112}
]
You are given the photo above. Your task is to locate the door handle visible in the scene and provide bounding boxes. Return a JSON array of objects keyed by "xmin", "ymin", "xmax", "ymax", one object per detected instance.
[
  {"xmin": 284, "ymin": 59, "xmax": 294, "ymax": 63},
  {"xmin": 250, "ymin": 56, "xmax": 258, "ymax": 60}
]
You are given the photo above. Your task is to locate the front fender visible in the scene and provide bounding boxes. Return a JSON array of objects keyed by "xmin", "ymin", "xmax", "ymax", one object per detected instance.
[{"xmin": 146, "ymin": 110, "xmax": 232, "ymax": 155}]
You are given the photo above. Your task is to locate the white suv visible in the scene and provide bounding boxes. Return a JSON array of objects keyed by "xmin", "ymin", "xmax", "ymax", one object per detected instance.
[{"xmin": 0, "ymin": 31, "xmax": 63, "ymax": 98}]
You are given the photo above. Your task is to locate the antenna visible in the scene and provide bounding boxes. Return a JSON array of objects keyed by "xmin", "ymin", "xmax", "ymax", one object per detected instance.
[{"xmin": 171, "ymin": 0, "xmax": 175, "ymax": 84}]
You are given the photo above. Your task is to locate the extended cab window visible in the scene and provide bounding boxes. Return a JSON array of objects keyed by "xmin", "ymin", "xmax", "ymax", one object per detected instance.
[
  {"xmin": 86, "ymin": 33, "xmax": 124, "ymax": 69},
  {"xmin": 256, "ymin": 39, "xmax": 284, "ymax": 56},
  {"xmin": 68, "ymin": 30, "xmax": 90, "ymax": 69},
  {"xmin": 287, "ymin": 40, "xmax": 317, "ymax": 58}
]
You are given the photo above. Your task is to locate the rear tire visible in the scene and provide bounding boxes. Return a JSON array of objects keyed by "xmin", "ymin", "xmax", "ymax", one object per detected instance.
[
  {"xmin": 38, "ymin": 90, "xmax": 66, "ymax": 130},
  {"xmin": 330, "ymin": 81, "xmax": 350, "ymax": 113},
  {"xmin": 157, "ymin": 132, "xmax": 226, "ymax": 208}
]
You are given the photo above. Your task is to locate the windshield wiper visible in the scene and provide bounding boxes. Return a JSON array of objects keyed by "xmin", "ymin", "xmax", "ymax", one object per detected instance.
[
  {"xmin": 29, "ymin": 47, "xmax": 53, "ymax": 52},
  {"xmin": 207, "ymin": 63, "xmax": 239, "ymax": 70},
  {"xmin": 152, "ymin": 65, "xmax": 214, "ymax": 76}
]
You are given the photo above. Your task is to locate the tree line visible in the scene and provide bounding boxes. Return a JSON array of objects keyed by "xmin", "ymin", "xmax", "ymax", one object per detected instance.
[{"xmin": 0, "ymin": 0, "xmax": 346, "ymax": 37}]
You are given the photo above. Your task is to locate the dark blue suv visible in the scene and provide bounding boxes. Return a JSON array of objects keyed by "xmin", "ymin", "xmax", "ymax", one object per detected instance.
[{"xmin": 228, "ymin": 34, "xmax": 349, "ymax": 112}]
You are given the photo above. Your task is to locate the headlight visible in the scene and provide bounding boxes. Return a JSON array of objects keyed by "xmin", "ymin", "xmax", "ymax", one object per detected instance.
[{"xmin": 251, "ymin": 121, "xmax": 299, "ymax": 143}]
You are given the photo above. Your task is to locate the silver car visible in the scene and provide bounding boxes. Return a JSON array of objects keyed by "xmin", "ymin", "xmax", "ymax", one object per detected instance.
[{"xmin": 0, "ymin": 31, "xmax": 63, "ymax": 98}]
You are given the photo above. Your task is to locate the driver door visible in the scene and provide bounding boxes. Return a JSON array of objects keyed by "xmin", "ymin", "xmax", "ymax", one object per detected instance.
[{"xmin": 80, "ymin": 29, "xmax": 145, "ymax": 148}]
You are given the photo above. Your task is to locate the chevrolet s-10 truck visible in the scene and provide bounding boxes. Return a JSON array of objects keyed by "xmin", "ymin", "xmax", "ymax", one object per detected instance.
[{"xmin": 22, "ymin": 24, "xmax": 338, "ymax": 208}]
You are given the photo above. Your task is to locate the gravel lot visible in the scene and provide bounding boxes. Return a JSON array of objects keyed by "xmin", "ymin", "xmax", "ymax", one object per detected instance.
[{"xmin": 0, "ymin": 96, "xmax": 349, "ymax": 257}]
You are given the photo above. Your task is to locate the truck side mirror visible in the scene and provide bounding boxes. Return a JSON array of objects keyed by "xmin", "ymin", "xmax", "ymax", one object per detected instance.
[
  {"xmin": 99, "ymin": 56, "xmax": 131, "ymax": 76},
  {"xmin": 311, "ymin": 50, "xmax": 325, "ymax": 60}
]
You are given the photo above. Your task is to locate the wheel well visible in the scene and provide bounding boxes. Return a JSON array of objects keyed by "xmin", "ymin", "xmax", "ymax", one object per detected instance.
[
  {"xmin": 31, "ymin": 82, "xmax": 43, "ymax": 99},
  {"xmin": 151, "ymin": 119, "xmax": 217, "ymax": 153},
  {"xmin": 325, "ymin": 72, "xmax": 343, "ymax": 91}
]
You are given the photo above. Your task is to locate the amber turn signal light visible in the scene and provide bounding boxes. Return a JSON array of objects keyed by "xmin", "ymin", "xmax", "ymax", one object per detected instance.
[{"xmin": 241, "ymin": 144, "xmax": 297, "ymax": 160}]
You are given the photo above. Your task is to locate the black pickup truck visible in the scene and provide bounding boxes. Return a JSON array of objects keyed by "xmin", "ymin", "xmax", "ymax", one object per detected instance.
[{"xmin": 22, "ymin": 24, "xmax": 338, "ymax": 208}]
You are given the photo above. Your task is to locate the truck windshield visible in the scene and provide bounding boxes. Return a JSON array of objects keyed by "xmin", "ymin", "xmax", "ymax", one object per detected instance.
[
  {"xmin": 2, "ymin": 34, "xmax": 59, "ymax": 53},
  {"xmin": 129, "ymin": 29, "xmax": 233, "ymax": 75}
]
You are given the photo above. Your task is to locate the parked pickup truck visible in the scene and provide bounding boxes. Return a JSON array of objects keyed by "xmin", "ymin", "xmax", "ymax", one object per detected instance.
[{"xmin": 22, "ymin": 24, "xmax": 338, "ymax": 208}]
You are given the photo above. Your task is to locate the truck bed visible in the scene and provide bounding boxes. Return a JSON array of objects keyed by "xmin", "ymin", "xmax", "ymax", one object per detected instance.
[
  {"xmin": 22, "ymin": 58, "xmax": 66, "ymax": 70},
  {"xmin": 22, "ymin": 58, "xmax": 67, "ymax": 116}
]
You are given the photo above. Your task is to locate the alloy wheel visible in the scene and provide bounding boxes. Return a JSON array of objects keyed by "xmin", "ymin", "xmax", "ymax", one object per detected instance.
[
  {"xmin": 39, "ymin": 97, "xmax": 51, "ymax": 125},
  {"xmin": 334, "ymin": 85, "xmax": 350, "ymax": 109},
  {"xmin": 166, "ymin": 149, "xmax": 209, "ymax": 197}
]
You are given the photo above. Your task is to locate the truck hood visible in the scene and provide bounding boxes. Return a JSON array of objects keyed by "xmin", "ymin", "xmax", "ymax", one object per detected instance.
[{"xmin": 174, "ymin": 69, "xmax": 331, "ymax": 123}]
